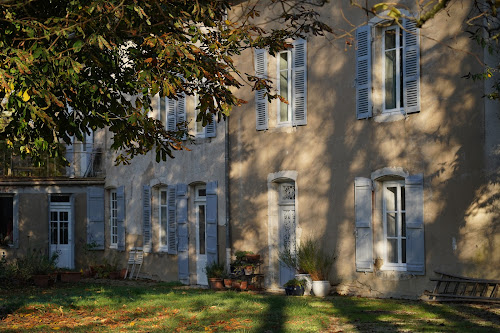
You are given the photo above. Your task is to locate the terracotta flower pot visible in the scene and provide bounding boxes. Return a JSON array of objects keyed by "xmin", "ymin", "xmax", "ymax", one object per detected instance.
[
  {"xmin": 239, "ymin": 281, "xmax": 248, "ymax": 290},
  {"xmin": 223, "ymin": 279, "xmax": 233, "ymax": 288},
  {"xmin": 32, "ymin": 274, "xmax": 53, "ymax": 287},
  {"xmin": 209, "ymin": 278, "xmax": 224, "ymax": 290}
]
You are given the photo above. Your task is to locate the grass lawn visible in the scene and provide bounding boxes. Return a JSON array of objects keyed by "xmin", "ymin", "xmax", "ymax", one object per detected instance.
[{"xmin": 1, "ymin": 280, "xmax": 499, "ymax": 332}]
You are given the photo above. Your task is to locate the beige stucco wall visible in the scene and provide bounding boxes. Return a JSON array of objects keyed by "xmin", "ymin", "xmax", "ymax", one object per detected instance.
[
  {"xmin": 228, "ymin": 1, "xmax": 500, "ymax": 298},
  {"xmin": 101, "ymin": 99, "xmax": 228, "ymax": 283}
]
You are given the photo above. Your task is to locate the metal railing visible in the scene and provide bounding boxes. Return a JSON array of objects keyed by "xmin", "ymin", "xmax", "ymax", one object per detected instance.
[{"xmin": 0, "ymin": 141, "xmax": 105, "ymax": 178}]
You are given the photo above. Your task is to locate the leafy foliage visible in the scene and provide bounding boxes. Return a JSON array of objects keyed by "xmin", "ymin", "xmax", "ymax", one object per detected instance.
[
  {"xmin": 0, "ymin": 0, "xmax": 332, "ymax": 164},
  {"xmin": 279, "ymin": 237, "xmax": 336, "ymax": 281}
]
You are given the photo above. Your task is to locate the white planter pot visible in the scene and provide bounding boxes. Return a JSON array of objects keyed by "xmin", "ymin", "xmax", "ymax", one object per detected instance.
[
  {"xmin": 312, "ymin": 280, "xmax": 331, "ymax": 297},
  {"xmin": 295, "ymin": 273, "xmax": 312, "ymax": 296}
]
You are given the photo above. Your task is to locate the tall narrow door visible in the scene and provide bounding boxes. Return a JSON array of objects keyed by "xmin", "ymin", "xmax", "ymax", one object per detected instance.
[
  {"xmin": 279, "ymin": 182, "xmax": 296, "ymax": 286},
  {"xmin": 50, "ymin": 206, "xmax": 73, "ymax": 268},
  {"xmin": 195, "ymin": 185, "xmax": 208, "ymax": 285}
]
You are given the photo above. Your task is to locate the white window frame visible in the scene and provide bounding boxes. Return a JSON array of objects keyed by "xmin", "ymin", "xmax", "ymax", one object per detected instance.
[
  {"xmin": 382, "ymin": 180, "xmax": 407, "ymax": 271},
  {"xmin": 158, "ymin": 187, "xmax": 169, "ymax": 252},
  {"xmin": 110, "ymin": 189, "xmax": 118, "ymax": 249},
  {"xmin": 382, "ymin": 25, "xmax": 403, "ymax": 113},
  {"xmin": 193, "ymin": 94, "xmax": 206, "ymax": 138},
  {"xmin": 277, "ymin": 50, "xmax": 292, "ymax": 126}
]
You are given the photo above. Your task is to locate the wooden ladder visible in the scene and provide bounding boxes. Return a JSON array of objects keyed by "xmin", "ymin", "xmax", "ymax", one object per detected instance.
[{"xmin": 426, "ymin": 271, "xmax": 500, "ymax": 303}]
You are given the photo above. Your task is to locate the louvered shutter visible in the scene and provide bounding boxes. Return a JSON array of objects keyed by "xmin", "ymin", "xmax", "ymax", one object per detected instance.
[
  {"xmin": 205, "ymin": 114, "xmax": 216, "ymax": 138},
  {"xmin": 177, "ymin": 93, "xmax": 187, "ymax": 139},
  {"xmin": 167, "ymin": 185, "xmax": 177, "ymax": 254},
  {"xmin": 356, "ymin": 25, "xmax": 372, "ymax": 119},
  {"xmin": 176, "ymin": 184, "xmax": 189, "ymax": 284},
  {"xmin": 116, "ymin": 186, "xmax": 126, "ymax": 251},
  {"xmin": 166, "ymin": 98, "xmax": 176, "ymax": 131},
  {"xmin": 292, "ymin": 39, "xmax": 307, "ymax": 126},
  {"xmin": 354, "ymin": 177, "xmax": 373, "ymax": 272},
  {"xmin": 405, "ymin": 174, "xmax": 425, "ymax": 275},
  {"xmin": 255, "ymin": 48, "xmax": 268, "ymax": 130},
  {"xmin": 143, "ymin": 185, "xmax": 152, "ymax": 253},
  {"xmin": 87, "ymin": 187, "xmax": 105, "ymax": 249},
  {"xmin": 206, "ymin": 181, "xmax": 218, "ymax": 265},
  {"xmin": 69, "ymin": 195, "xmax": 75, "ymax": 268},
  {"xmin": 403, "ymin": 19, "xmax": 420, "ymax": 114}
]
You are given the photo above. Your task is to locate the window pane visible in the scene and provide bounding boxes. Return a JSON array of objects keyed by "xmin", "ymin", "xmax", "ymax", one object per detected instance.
[
  {"xmin": 280, "ymin": 72, "xmax": 289, "ymax": 122},
  {"xmin": 401, "ymin": 186, "xmax": 406, "ymax": 211},
  {"xmin": 387, "ymin": 213, "xmax": 397, "ymax": 237},
  {"xmin": 385, "ymin": 187, "xmax": 397, "ymax": 211},
  {"xmin": 402, "ymin": 239, "xmax": 407, "ymax": 263},
  {"xmin": 387, "ymin": 239, "xmax": 398, "ymax": 263},
  {"xmin": 279, "ymin": 52, "xmax": 288, "ymax": 70},
  {"xmin": 160, "ymin": 207, "xmax": 167, "ymax": 245},
  {"xmin": 402, "ymin": 212, "xmax": 406, "ymax": 237},
  {"xmin": 160, "ymin": 191, "xmax": 167, "ymax": 205},
  {"xmin": 51, "ymin": 211, "xmax": 58, "ymax": 222},
  {"xmin": 60, "ymin": 221, "xmax": 68, "ymax": 244},
  {"xmin": 385, "ymin": 29, "xmax": 396, "ymax": 49},
  {"xmin": 160, "ymin": 98, "xmax": 166, "ymax": 123},
  {"xmin": 198, "ymin": 188, "xmax": 206, "ymax": 197},
  {"xmin": 51, "ymin": 222, "xmax": 58, "ymax": 244},
  {"xmin": 198, "ymin": 205, "xmax": 206, "ymax": 255},
  {"xmin": 385, "ymin": 49, "xmax": 396, "ymax": 109}
]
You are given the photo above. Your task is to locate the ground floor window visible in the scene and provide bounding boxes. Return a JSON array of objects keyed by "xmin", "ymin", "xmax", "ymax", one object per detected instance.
[
  {"xmin": 0, "ymin": 196, "xmax": 13, "ymax": 246},
  {"xmin": 383, "ymin": 181, "xmax": 406, "ymax": 270},
  {"xmin": 110, "ymin": 190, "xmax": 118, "ymax": 248}
]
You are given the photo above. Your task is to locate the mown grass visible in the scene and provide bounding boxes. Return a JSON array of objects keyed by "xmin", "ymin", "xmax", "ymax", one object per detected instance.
[{"xmin": 1, "ymin": 281, "xmax": 499, "ymax": 332}]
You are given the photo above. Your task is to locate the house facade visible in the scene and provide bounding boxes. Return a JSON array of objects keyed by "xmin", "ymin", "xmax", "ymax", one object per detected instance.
[
  {"xmin": 0, "ymin": 94, "xmax": 228, "ymax": 286},
  {"xmin": 227, "ymin": 1, "xmax": 500, "ymax": 298},
  {"xmin": 1, "ymin": 0, "xmax": 499, "ymax": 299}
]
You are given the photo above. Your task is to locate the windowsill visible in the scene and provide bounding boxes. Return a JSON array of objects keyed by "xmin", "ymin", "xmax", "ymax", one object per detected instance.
[
  {"xmin": 374, "ymin": 109, "xmax": 407, "ymax": 123},
  {"xmin": 158, "ymin": 247, "xmax": 169, "ymax": 253},
  {"xmin": 381, "ymin": 264, "xmax": 407, "ymax": 272},
  {"xmin": 109, "ymin": 244, "xmax": 118, "ymax": 250},
  {"xmin": 267, "ymin": 125, "xmax": 298, "ymax": 134}
]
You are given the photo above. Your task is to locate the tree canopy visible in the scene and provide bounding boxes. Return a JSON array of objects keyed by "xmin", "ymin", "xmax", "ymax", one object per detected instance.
[
  {"xmin": 1, "ymin": 0, "xmax": 498, "ymax": 165},
  {"xmin": 0, "ymin": 0, "xmax": 331, "ymax": 164}
]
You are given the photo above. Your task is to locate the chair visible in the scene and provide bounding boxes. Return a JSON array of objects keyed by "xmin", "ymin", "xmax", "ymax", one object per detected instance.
[{"xmin": 124, "ymin": 247, "xmax": 144, "ymax": 280}]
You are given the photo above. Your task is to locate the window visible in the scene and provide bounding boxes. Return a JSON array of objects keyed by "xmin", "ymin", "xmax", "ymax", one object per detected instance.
[
  {"xmin": 110, "ymin": 189, "xmax": 118, "ymax": 248},
  {"xmin": 153, "ymin": 94, "xmax": 187, "ymax": 133},
  {"xmin": 254, "ymin": 39, "xmax": 307, "ymax": 130},
  {"xmin": 382, "ymin": 181, "xmax": 406, "ymax": 270},
  {"xmin": 193, "ymin": 95, "xmax": 216, "ymax": 138},
  {"xmin": 354, "ymin": 172, "xmax": 424, "ymax": 275},
  {"xmin": 0, "ymin": 196, "xmax": 14, "ymax": 246},
  {"xmin": 158, "ymin": 186, "xmax": 176, "ymax": 252},
  {"xmin": 278, "ymin": 50, "xmax": 292, "ymax": 125},
  {"xmin": 355, "ymin": 17, "xmax": 420, "ymax": 120}
]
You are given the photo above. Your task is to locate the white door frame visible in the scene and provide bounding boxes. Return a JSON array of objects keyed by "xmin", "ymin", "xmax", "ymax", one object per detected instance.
[
  {"xmin": 195, "ymin": 185, "xmax": 208, "ymax": 285},
  {"xmin": 49, "ymin": 199, "xmax": 74, "ymax": 269}
]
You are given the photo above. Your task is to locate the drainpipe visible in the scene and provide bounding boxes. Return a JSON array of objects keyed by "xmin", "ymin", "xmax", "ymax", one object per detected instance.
[{"xmin": 225, "ymin": 117, "xmax": 231, "ymax": 272}]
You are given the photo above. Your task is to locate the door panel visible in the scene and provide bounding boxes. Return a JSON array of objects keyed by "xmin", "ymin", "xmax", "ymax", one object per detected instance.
[{"xmin": 196, "ymin": 202, "xmax": 208, "ymax": 285}]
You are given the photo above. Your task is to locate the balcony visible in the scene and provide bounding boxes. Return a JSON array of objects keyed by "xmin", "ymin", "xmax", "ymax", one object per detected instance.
[{"xmin": 0, "ymin": 141, "xmax": 105, "ymax": 178}]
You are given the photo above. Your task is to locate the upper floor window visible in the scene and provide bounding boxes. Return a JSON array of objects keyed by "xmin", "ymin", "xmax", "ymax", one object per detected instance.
[
  {"xmin": 153, "ymin": 94, "xmax": 187, "ymax": 132},
  {"xmin": 356, "ymin": 17, "xmax": 420, "ymax": 120},
  {"xmin": 193, "ymin": 94, "xmax": 216, "ymax": 139},
  {"xmin": 254, "ymin": 39, "xmax": 307, "ymax": 130}
]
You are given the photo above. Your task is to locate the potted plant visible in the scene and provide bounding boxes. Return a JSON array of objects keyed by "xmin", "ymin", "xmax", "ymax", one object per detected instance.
[
  {"xmin": 205, "ymin": 261, "xmax": 225, "ymax": 290},
  {"xmin": 59, "ymin": 269, "xmax": 82, "ymax": 283},
  {"xmin": 22, "ymin": 249, "xmax": 59, "ymax": 287},
  {"xmin": 284, "ymin": 278, "xmax": 305, "ymax": 296},
  {"xmin": 279, "ymin": 238, "xmax": 336, "ymax": 297}
]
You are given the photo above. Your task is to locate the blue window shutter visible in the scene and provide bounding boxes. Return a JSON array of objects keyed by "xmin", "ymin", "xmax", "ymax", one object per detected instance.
[
  {"xmin": 177, "ymin": 93, "xmax": 187, "ymax": 140},
  {"xmin": 86, "ymin": 187, "xmax": 105, "ymax": 249},
  {"xmin": 205, "ymin": 114, "xmax": 216, "ymax": 138},
  {"xmin": 167, "ymin": 185, "xmax": 177, "ymax": 254},
  {"xmin": 405, "ymin": 174, "xmax": 425, "ymax": 275},
  {"xmin": 292, "ymin": 39, "xmax": 307, "ymax": 126},
  {"xmin": 116, "ymin": 186, "xmax": 126, "ymax": 251},
  {"xmin": 176, "ymin": 184, "xmax": 189, "ymax": 284},
  {"xmin": 255, "ymin": 48, "xmax": 268, "ymax": 130},
  {"xmin": 166, "ymin": 98, "xmax": 176, "ymax": 131},
  {"xmin": 355, "ymin": 25, "xmax": 372, "ymax": 119},
  {"xmin": 143, "ymin": 185, "xmax": 152, "ymax": 253},
  {"xmin": 206, "ymin": 181, "xmax": 218, "ymax": 265},
  {"xmin": 354, "ymin": 177, "xmax": 373, "ymax": 272},
  {"xmin": 403, "ymin": 19, "xmax": 420, "ymax": 114}
]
